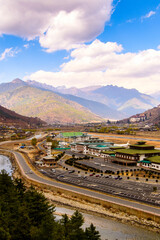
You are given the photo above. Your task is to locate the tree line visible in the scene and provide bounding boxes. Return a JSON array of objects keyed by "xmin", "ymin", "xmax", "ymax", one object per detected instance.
[{"xmin": 0, "ymin": 171, "xmax": 101, "ymax": 240}]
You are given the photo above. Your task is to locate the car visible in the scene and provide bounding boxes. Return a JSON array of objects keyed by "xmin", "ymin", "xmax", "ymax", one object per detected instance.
[
  {"xmin": 89, "ymin": 173, "xmax": 94, "ymax": 176},
  {"xmin": 118, "ymin": 177, "xmax": 123, "ymax": 180},
  {"xmin": 114, "ymin": 176, "xmax": 119, "ymax": 180},
  {"xmin": 95, "ymin": 174, "xmax": 100, "ymax": 177},
  {"xmin": 52, "ymin": 169, "xmax": 56, "ymax": 173},
  {"xmin": 69, "ymin": 170, "xmax": 75, "ymax": 173},
  {"xmin": 59, "ymin": 175, "xmax": 64, "ymax": 178}
]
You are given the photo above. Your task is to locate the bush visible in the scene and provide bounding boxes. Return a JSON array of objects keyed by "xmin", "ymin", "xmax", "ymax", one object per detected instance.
[{"xmin": 153, "ymin": 186, "xmax": 157, "ymax": 192}]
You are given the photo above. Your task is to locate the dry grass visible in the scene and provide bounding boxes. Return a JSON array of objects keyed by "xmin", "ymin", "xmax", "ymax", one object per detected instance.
[{"xmin": 90, "ymin": 132, "xmax": 160, "ymax": 148}]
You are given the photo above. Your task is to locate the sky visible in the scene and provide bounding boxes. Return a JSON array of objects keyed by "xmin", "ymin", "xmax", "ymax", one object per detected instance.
[{"xmin": 0, "ymin": 0, "xmax": 160, "ymax": 94}]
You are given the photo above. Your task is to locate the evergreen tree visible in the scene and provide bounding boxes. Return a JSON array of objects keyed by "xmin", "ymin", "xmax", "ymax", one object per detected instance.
[
  {"xmin": 0, "ymin": 172, "xmax": 101, "ymax": 240},
  {"xmin": 85, "ymin": 223, "xmax": 101, "ymax": 240}
]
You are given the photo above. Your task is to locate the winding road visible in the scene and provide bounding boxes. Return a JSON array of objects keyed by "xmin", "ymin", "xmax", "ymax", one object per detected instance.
[
  {"xmin": 1, "ymin": 135, "xmax": 160, "ymax": 220},
  {"xmin": 11, "ymin": 150, "xmax": 160, "ymax": 218}
]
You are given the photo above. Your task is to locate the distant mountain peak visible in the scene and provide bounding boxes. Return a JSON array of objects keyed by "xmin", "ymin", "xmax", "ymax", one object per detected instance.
[{"xmin": 12, "ymin": 78, "xmax": 24, "ymax": 84}]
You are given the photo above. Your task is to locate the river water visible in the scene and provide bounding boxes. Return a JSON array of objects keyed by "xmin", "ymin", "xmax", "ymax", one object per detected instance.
[
  {"xmin": 55, "ymin": 207, "xmax": 159, "ymax": 240},
  {"xmin": 0, "ymin": 154, "xmax": 13, "ymax": 176},
  {"xmin": 0, "ymin": 155, "xmax": 159, "ymax": 240}
]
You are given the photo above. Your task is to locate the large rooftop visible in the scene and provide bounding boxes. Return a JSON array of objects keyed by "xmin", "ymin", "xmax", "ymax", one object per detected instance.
[
  {"xmin": 116, "ymin": 148, "xmax": 160, "ymax": 155},
  {"xmin": 146, "ymin": 156, "xmax": 160, "ymax": 164}
]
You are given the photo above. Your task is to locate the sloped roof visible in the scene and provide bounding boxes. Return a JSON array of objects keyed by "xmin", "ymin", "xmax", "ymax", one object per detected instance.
[
  {"xmin": 146, "ymin": 156, "xmax": 160, "ymax": 164},
  {"xmin": 116, "ymin": 148, "xmax": 160, "ymax": 155}
]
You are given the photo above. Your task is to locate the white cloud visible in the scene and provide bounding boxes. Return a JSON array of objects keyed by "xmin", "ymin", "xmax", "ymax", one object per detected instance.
[
  {"xmin": 61, "ymin": 40, "xmax": 123, "ymax": 72},
  {"xmin": 141, "ymin": 10, "xmax": 156, "ymax": 21},
  {"xmin": 24, "ymin": 44, "xmax": 29, "ymax": 49},
  {"xmin": 24, "ymin": 40, "xmax": 160, "ymax": 94},
  {"xmin": 0, "ymin": 48, "xmax": 19, "ymax": 61},
  {"xmin": 157, "ymin": 45, "xmax": 160, "ymax": 50},
  {"xmin": 0, "ymin": 0, "xmax": 113, "ymax": 51}
]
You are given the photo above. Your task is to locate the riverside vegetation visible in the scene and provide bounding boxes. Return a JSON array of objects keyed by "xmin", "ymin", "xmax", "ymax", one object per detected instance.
[{"xmin": 0, "ymin": 171, "xmax": 101, "ymax": 240}]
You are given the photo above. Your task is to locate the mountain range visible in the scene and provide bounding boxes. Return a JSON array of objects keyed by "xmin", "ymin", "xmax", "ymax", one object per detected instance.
[
  {"xmin": 0, "ymin": 80, "xmax": 102, "ymax": 124},
  {"xmin": 26, "ymin": 80, "xmax": 158, "ymax": 117},
  {"xmin": 0, "ymin": 105, "xmax": 45, "ymax": 128},
  {"xmin": 0, "ymin": 78, "xmax": 159, "ymax": 124}
]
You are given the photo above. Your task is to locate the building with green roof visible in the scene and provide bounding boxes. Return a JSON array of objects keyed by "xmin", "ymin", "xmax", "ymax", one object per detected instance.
[
  {"xmin": 114, "ymin": 141, "xmax": 160, "ymax": 166},
  {"xmin": 57, "ymin": 132, "xmax": 90, "ymax": 142},
  {"xmin": 70, "ymin": 138, "xmax": 113, "ymax": 156},
  {"xmin": 138, "ymin": 156, "xmax": 160, "ymax": 171}
]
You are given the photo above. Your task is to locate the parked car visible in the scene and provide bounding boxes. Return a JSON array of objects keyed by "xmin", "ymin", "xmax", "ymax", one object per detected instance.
[{"xmin": 89, "ymin": 173, "xmax": 94, "ymax": 176}]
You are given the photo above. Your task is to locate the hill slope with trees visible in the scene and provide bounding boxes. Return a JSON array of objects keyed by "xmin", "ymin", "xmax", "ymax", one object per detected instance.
[
  {"xmin": 0, "ymin": 171, "xmax": 101, "ymax": 240},
  {"xmin": 0, "ymin": 105, "xmax": 45, "ymax": 128}
]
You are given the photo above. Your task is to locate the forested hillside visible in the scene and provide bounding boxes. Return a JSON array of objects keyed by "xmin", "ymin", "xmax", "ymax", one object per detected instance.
[{"xmin": 0, "ymin": 171, "xmax": 101, "ymax": 240}]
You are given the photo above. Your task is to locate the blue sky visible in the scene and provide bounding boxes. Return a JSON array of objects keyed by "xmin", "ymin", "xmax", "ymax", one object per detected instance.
[{"xmin": 0, "ymin": 0, "xmax": 160, "ymax": 93}]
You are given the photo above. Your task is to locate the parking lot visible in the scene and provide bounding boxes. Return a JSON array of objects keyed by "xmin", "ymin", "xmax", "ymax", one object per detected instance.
[
  {"xmin": 40, "ymin": 168, "xmax": 160, "ymax": 207},
  {"xmin": 78, "ymin": 158, "xmax": 139, "ymax": 172}
]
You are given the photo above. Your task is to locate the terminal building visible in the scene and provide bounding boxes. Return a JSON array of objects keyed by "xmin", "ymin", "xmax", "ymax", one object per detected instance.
[
  {"xmin": 70, "ymin": 139, "xmax": 114, "ymax": 156},
  {"xmin": 114, "ymin": 141, "xmax": 160, "ymax": 166},
  {"xmin": 137, "ymin": 156, "xmax": 160, "ymax": 171}
]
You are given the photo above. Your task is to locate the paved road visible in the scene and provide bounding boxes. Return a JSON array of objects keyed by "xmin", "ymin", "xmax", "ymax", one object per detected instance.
[{"xmin": 9, "ymin": 150, "xmax": 160, "ymax": 217}]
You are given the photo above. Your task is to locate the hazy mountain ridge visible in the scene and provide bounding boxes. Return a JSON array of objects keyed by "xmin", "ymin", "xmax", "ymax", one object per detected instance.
[
  {"xmin": 32, "ymin": 81, "xmax": 158, "ymax": 117},
  {"xmin": 56, "ymin": 92, "xmax": 124, "ymax": 119},
  {"xmin": 92, "ymin": 85, "xmax": 158, "ymax": 114},
  {"xmin": 25, "ymin": 80, "xmax": 124, "ymax": 119},
  {"xmin": 0, "ymin": 79, "xmax": 158, "ymax": 122}
]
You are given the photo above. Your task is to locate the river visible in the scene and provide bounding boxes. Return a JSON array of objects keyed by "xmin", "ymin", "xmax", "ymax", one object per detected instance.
[
  {"xmin": 55, "ymin": 207, "xmax": 159, "ymax": 240},
  {"xmin": 0, "ymin": 154, "xmax": 13, "ymax": 176},
  {"xmin": 0, "ymin": 155, "xmax": 159, "ymax": 240}
]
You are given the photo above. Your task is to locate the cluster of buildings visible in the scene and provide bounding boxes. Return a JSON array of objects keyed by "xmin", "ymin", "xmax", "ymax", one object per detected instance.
[
  {"xmin": 36, "ymin": 131, "xmax": 160, "ymax": 171},
  {"xmin": 129, "ymin": 114, "xmax": 146, "ymax": 123},
  {"xmin": 68, "ymin": 133, "xmax": 160, "ymax": 171},
  {"xmin": 71, "ymin": 138, "xmax": 114, "ymax": 157}
]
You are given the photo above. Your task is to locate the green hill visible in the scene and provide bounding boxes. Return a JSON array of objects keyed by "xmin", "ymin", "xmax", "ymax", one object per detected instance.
[{"xmin": 0, "ymin": 86, "xmax": 102, "ymax": 124}]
